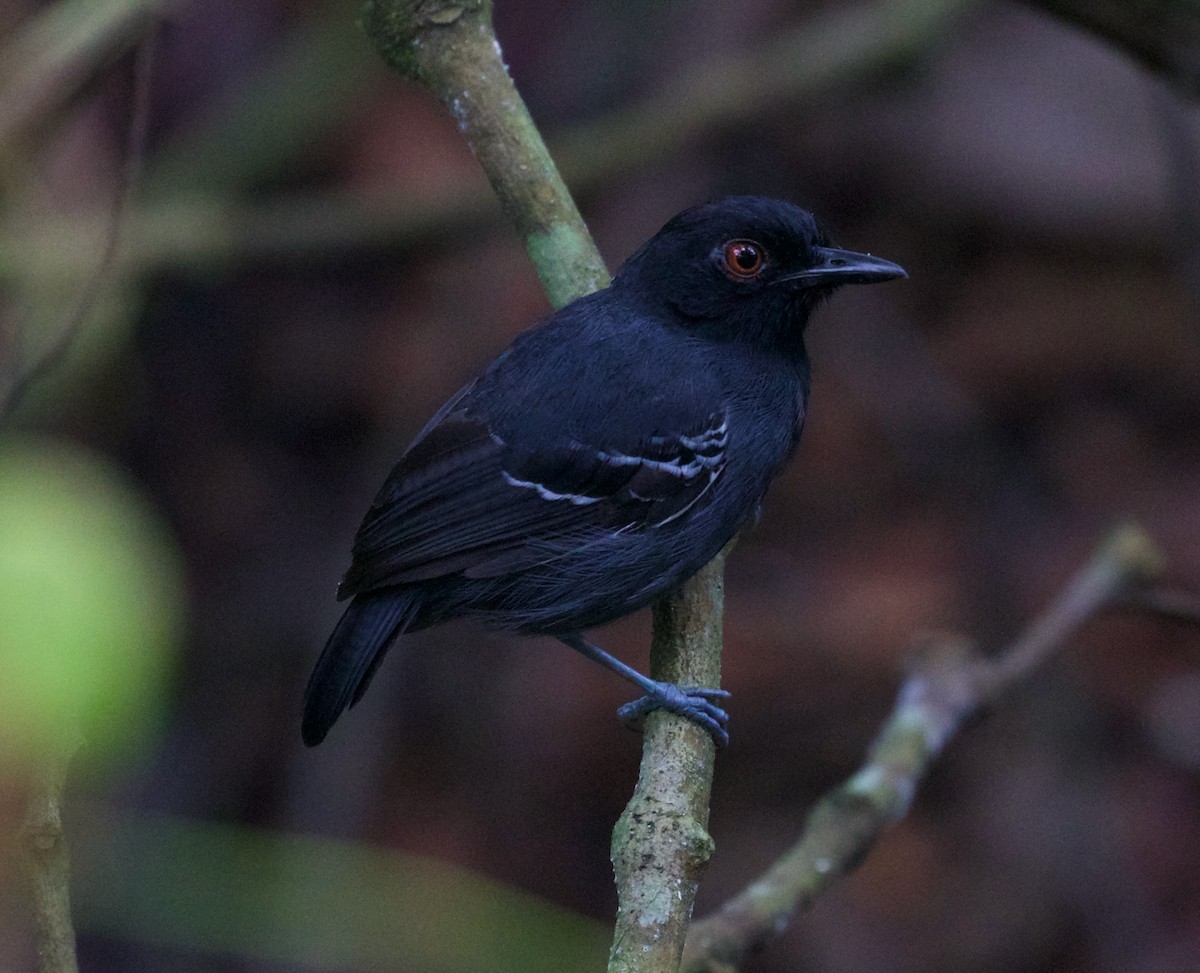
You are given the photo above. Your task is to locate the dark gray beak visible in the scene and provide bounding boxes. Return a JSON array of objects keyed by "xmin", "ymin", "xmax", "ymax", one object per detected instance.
[{"xmin": 779, "ymin": 246, "xmax": 907, "ymax": 286}]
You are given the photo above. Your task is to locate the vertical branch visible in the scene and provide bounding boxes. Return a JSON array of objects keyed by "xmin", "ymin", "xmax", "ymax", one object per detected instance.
[
  {"xmin": 610, "ymin": 552, "xmax": 727, "ymax": 973},
  {"xmin": 20, "ymin": 740, "xmax": 82, "ymax": 973},
  {"xmin": 359, "ymin": 0, "xmax": 608, "ymax": 307},
  {"xmin": 360, "ymin": 4, "xmax": 726, "ymax": 969}
]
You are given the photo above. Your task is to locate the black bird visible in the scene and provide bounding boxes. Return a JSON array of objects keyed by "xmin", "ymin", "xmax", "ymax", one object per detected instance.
[{"xmin": 302, "ymin": 196, "xmax": 904, "ymax": 747}]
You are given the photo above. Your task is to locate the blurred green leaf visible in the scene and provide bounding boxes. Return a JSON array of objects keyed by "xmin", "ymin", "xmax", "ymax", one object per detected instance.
[
  {"xmin": 0, "ymin": 435, "xmax": 184, "ymax": 767},
  {"xmin": 74, "ymin": 811, "xmax": 609, "ymax": 973}
]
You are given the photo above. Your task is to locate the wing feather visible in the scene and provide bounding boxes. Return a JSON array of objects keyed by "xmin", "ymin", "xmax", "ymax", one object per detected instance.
[{"xmin": 338, "ymin": 408, "xmax": 728, "ymax": 596}]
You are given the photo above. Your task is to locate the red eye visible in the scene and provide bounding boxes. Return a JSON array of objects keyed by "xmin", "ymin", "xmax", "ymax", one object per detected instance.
[{"xmin": 721, "ymin": 240, "xmax": 766, "ymax": 279}]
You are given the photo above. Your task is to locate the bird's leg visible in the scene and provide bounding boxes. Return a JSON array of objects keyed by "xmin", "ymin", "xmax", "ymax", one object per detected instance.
[{"xmin": 558, "ymin": 633, "xmax": 730, "ymax": 746}]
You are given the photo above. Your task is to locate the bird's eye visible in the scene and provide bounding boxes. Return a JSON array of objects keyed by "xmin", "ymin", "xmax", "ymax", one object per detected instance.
[{"xmin": 721, "ymin": 240, "xmax": 766, "ymax": 280}]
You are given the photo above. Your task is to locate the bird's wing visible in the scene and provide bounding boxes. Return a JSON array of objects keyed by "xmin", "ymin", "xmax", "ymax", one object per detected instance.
[{"xmin": 337, "ymin": 406, "xmax": 728, "ymax": 595}]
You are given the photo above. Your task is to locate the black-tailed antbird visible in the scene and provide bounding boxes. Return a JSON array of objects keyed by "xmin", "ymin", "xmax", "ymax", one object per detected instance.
[{"xmin": 302, "ymin": 196, "xmax": 904, "ymax": 748}]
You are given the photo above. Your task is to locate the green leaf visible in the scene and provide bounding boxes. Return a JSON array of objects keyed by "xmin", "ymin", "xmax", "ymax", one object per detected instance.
[{"xmin": 0, "ymin": 435, "xmax": 184, "ymax": 767}]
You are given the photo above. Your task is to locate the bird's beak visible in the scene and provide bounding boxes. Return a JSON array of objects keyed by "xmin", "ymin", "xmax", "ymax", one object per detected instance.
[{"xmin": 778, "ymin": 246, "xmax": 907, "ymax": 286}]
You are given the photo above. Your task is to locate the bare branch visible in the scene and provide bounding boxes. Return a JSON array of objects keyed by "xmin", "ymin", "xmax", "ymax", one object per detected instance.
[
  {"xmin": 0, "ymin": 0, "xmax": 173, "ymax": 147},
  {"xmin": 20, "ymin": 738, "xmax": 83, "ymax": 973},
  {"xmin": 359, "ymin": 0, "xmax": 607, "ymax": 307},
  {"xmin": 1116, "ymin": 587, "xmax": 1200, "ymax": 626},
  {"xmin": 1, "ymin": 32, "xmax": 156, "ymax": 421},
  {"xmin": 610, "ymin": 552, "xmax": 727, "ymax": 973},
  {"xmin": 682, "ymin": 524, "xmax": 1166, "ymax": 973},
  {"xmin": 971, "ymin": 524, "xmax": 1164, "ymax": 698}
]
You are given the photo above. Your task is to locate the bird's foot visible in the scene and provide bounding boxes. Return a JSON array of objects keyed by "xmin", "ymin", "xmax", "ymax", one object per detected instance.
[{"xmin": 617, "ymin": 682, "xmax": 731, "ymax": 747}]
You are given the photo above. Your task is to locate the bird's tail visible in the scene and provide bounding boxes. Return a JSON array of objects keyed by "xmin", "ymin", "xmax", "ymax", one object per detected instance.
[{"xmin": 301, "ymin": 589, "xmax": 421, "ymax": 746}]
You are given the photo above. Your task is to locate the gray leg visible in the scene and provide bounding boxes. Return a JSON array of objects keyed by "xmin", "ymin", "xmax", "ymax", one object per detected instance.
[{"xmin": 558, "ymin": 633, "xmax": 730, "ymax": 746}]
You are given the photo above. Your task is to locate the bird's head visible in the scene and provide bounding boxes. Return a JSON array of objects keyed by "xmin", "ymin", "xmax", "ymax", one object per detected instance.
[{"xmin": 613, "ymin": 196, "xmax": 905, "ymax": 353}]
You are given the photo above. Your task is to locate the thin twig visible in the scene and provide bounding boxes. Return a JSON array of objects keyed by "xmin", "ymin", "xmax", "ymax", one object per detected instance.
[
  {"xmin": 1115, "ymin": 587, "xmax": 1200, "ymax": 626},
  {"xmin": 1, "ymin": 30, "xmax": 156, "ymax": 421},
  {"xmin": 20, "ymin": 737, "xmax": 83, "ymax": 973},
  {"xmin": 0, "ymin": 0, "xmax": 173, "ymax": 146},
  {"xmin": 681, "ymin": 524, "xmax": 1166, "ymax": 973},
  {"xmin": 972, "ymin": 525, "xmax": 1164, "ymax": 697}
]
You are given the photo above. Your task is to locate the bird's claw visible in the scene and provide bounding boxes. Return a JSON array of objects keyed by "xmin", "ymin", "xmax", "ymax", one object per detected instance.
[{"xmin": 617, "ymin": 682, "xmax": 731, "ymax": 747}]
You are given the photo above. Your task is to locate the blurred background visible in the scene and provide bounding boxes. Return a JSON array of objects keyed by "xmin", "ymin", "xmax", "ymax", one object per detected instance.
[{"xmin": 2, "ymin": 0, "xmax": 1200, "ymax": 970}]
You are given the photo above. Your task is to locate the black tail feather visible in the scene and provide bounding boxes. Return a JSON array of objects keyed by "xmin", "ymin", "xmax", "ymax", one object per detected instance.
[{"xmin": 301, "ymin": 590, "xmax": 418, "ymax": 746}]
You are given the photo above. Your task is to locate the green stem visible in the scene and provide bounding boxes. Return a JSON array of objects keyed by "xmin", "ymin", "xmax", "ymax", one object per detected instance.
[{"xmin": 360, "ymin": 0, "xmax": 608, "ymax": 306}]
